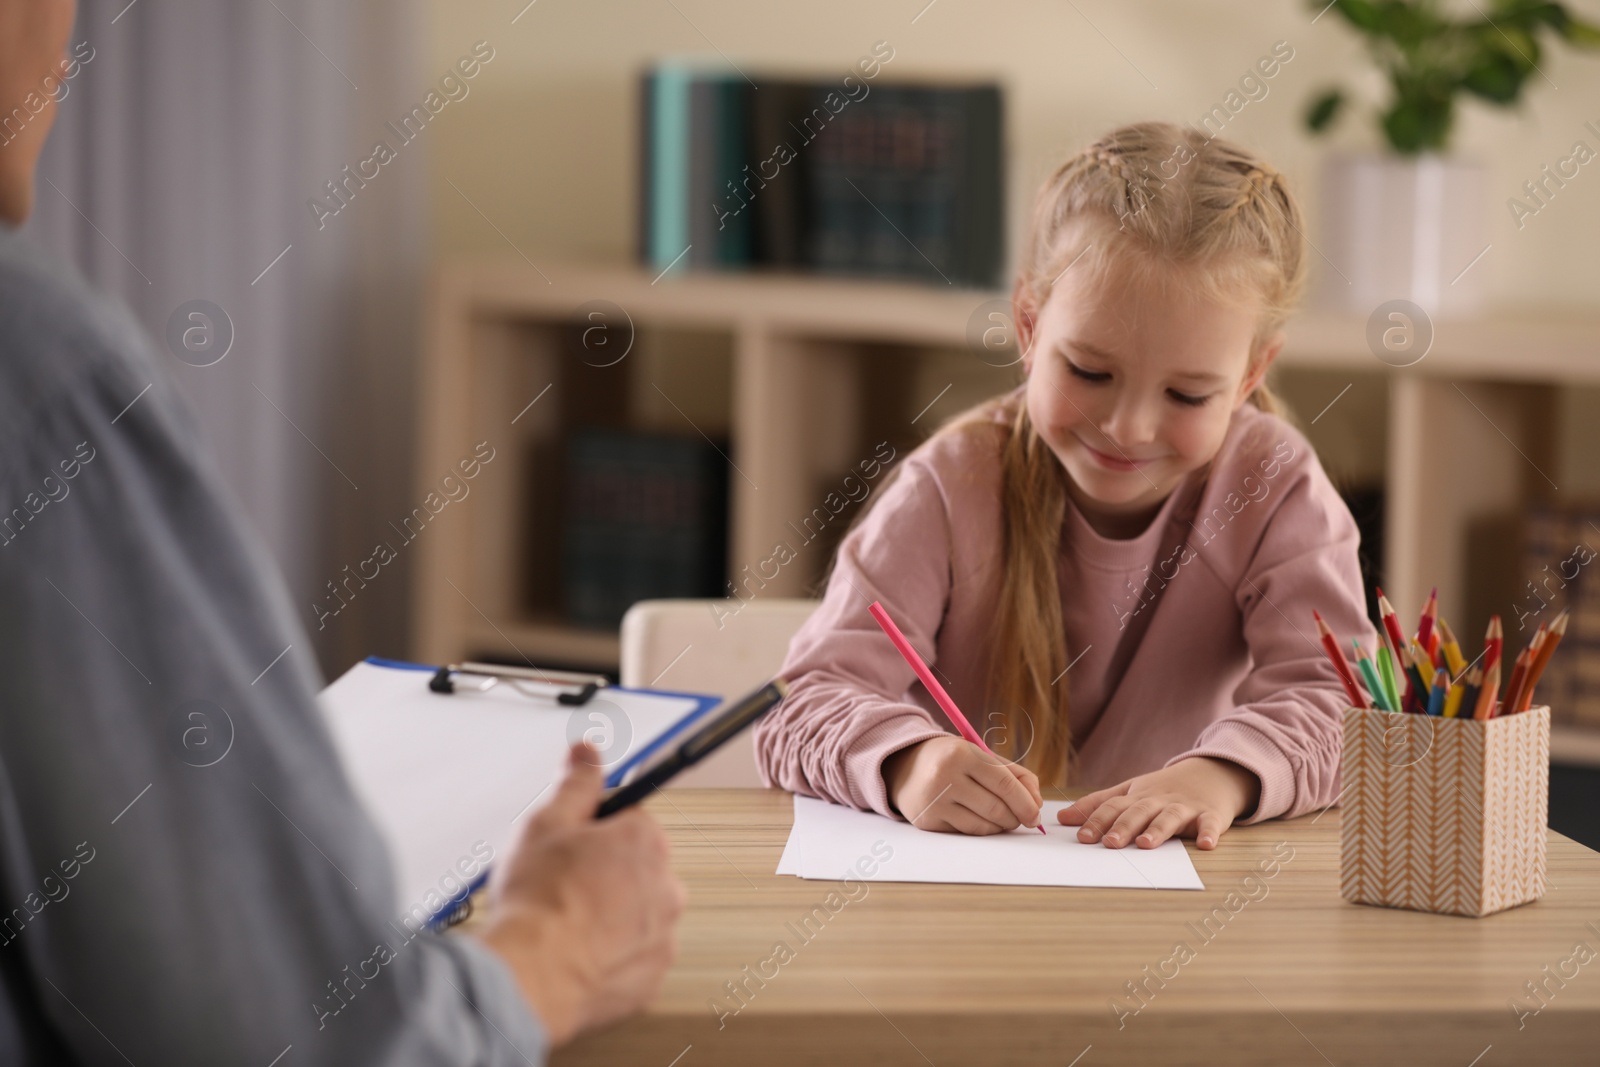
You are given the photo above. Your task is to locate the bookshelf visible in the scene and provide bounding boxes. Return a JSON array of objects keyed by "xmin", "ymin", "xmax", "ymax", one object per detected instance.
[{"xmin": 411, "ymin": 259, "xmax": 1600, "ymax": 760}]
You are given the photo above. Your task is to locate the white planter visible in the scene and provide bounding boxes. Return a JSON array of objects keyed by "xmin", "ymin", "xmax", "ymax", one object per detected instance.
[{"xmin": 1316, "ymin": 153, "xmax": 1488, "ymax": 319}]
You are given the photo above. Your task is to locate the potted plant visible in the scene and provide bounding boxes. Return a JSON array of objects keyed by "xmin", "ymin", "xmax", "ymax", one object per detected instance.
[{"xmin": 1303, "ymin": 0, "xmax": 1600, "ymax": 318}]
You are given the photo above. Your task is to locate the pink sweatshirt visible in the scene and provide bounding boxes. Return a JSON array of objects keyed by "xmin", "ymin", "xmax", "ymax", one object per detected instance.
[{"xmin": 754, "ymin": 388, "xmax": 1378, "ymax": 825}]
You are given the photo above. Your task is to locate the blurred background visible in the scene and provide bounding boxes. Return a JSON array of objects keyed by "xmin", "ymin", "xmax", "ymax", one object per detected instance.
[{"xmin": 23, "ymin": 0, "xmax": 1600, "ymax": 841}]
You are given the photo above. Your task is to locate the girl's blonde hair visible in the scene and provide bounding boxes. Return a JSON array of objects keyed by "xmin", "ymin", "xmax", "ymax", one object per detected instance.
[{"xmin": 904, "ymin": 122, "xmax": 1306, "ymax": 789}]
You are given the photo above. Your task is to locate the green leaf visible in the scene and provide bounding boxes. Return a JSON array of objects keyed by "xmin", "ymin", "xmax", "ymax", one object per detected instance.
[
  {"xmin": 1463, "ymin": 51, "xmax": 1527, "ymax": 101},
  {"xmin": 1559, "ymin": 17, "xmax": 1600, "ymax": 47},
  {"xmin": 1305, "ymin": 88, "xmax": 1346, "ymax": 133},
  {"xmin": 1326, "ymin": 0, "xmax": 1385, "ymax": 33},
  {"xmin": 1486, "ymin": 25, "xmax": 1542, "ymax": 72},
  {"xmin": 1382, "ymin": 94, "xmax": 1454, "ymax": 154},
  {"xmin": 1377, "ymin": 1, "xmax": 1442, "ymax": 49}
]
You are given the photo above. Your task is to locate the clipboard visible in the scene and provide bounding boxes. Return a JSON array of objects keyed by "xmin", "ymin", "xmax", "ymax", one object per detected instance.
[{"xmin": 321, "ymin": 657, "xmax": 722, "ymax": 929}]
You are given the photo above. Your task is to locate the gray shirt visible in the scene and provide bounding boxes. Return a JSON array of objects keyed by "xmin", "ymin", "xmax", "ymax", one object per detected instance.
[{"xmin": 0, "ymin": 226, "xmax": 548, "ymax": 1065}]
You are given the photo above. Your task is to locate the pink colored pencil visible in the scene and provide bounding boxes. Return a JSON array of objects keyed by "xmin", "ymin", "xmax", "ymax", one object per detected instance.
[{"xmin": 867, "ymin": 600, "xmax": 1045, "ymax": 833}]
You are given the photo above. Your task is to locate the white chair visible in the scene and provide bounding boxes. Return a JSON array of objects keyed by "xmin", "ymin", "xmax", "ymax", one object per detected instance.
[{"xmin": 619, "ymin": 598, "xmax": 819, "ymax": 787}]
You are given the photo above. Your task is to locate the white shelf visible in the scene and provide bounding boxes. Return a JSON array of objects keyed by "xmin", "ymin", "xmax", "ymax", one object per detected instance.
[{"xmin": 414, "ymin": 259, "xmax": 1600, "ymax": 745}]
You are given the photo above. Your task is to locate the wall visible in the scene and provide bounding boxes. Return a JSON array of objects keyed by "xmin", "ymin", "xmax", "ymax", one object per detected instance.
[{"xmin": 419, "ymin": 0, "xmax": 1600, "ymax": 310}]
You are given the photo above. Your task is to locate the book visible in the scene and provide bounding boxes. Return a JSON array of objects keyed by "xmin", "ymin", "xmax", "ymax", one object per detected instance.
[
  {"xmin": 807, "ymin": 83, "xmax": 1002, "ymax": 287},
  {"xmin": 561, "ymin": 429, "xmax": 730, "ymax": 629},
  {"xmin": 639, "ymin": 64, "xmax": 1003, "ymax": 287}
]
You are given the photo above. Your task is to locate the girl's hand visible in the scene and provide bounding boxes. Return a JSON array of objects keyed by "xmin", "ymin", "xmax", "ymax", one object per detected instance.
[
  {"xmin": 883, "ymin": 736, "xmax": 1043, "ymax": 835},
  {"xmin": 1057, "ymin": 756, "xmax": 1261, "ymax": 850}
]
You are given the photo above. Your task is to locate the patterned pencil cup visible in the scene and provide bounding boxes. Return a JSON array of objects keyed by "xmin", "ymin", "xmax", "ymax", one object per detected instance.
[{"xmin": 1340, "ymin": 706, "xmax": 1550, "ymax": 918}]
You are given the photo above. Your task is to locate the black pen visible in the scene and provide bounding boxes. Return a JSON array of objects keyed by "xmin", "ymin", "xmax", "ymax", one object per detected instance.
[{"xmin": 595, "ymin": 677, "xmax": 789, "ymax": 818}]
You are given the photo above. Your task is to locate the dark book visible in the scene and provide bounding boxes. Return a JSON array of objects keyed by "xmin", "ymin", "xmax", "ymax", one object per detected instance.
[
  {"xmin": 687, "ymin": 75, "xmax": 755, "ymax": 269},
  {"xmin": 561, "ymin": 430, "xmax": 730, "ymax": 629},
  {"xmin": 743, "ymin": 78, "xmax": 815, "ymax": 268},
  {"xmin": 637, "ymin": 63, "xmax": 1004, "ymax": 287},
  {"xmin": 805, "ymin": 84, "xmax": 1002, "ymax": 288},
  {"xmin": 637, "ymin": 71, "xmax": 653, "ymax": 267}
]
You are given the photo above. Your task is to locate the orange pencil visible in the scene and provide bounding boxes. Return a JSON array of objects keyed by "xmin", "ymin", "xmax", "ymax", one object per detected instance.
[
  {"xmin": 1516, "ymin": 612, "xmax": 1567, "ymax": 713},
  {"xmin": 1500, "ymin": 645, "xmax": 1535, "ymax": 719},
  {"xmin": 1472, "ymin": 661, "xmax": 1501, "ymax": 720}
]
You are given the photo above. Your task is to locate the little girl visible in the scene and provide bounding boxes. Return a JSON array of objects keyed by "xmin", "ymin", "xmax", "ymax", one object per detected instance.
[{"xmin": 754, "ymin": 121, "xmax": 1377, "ymax": 851}]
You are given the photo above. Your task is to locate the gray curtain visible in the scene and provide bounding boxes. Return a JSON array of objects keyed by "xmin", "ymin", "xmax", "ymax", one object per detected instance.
[{"xmin": 24, "ymin": 0, "xmax": 430, "ymax": 677}]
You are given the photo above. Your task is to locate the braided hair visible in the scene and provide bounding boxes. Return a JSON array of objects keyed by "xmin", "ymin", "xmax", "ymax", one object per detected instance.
[{"xmin": 954, "ymin": 123, "xmax": 1305, "ymax": 787}]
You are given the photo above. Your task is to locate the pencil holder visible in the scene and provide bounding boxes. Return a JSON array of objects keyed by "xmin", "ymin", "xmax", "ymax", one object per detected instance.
[{"xmin": 1340, "ymin": 705, "xmax": 1550, "ymax": 918}]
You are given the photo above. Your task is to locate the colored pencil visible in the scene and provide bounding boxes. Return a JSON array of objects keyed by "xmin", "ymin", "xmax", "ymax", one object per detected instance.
[
  {"xmin": 1426, "ymin": 667, "xmax": 1448, "ymax": 716},
  {"xmin": 1405, "ymin": 639, "xmax": 1434, "ymax": 712},
  {"xmin": 1484, "ymin": 615, "xmax": 1503, "ymax": 675},
  {"xmin": 1377, "ymin": 591, "xmax": 1429, "ymax": 712},
  {"xmin": 1472, "ymin": 661, "xmax": 1500, "ymax": 720},
  {"xmin": 866, "ymin": 600, "xmax": 1045, "ymax": 832},
  {"xmin": 1500, "ymin": 646, "xmax": 1533, "ymax": 720},
  {"xmin": 1424, "ymin": 629, "xmax": 1442, "ymax": 670},
  {"xmin": 1435, "ymin": 617, "xmax": 1466, "ymax": 677},
  {"xmin": 1314, "ymin": 610, "xmax": 1369, "ymax": 709},
  {"xmin": 1459, "ymin": 665, "xmax": 1482, "ymax": 719},
  {"xmin": 1504, "ymin": 624, "xmax": 1546, "ymax": 715},
  {"xmin": 1377, "ymin": 645, "xmax": 1402, "ymax": 712},
  {"xmin": 1353, "ymin": 640, "xmax": 1390, "ymax": 712},
  {"xmin": 1442, "ymin": 677, "xmax": 1465, "ymax": 719},
  {"xmin": 1516, "ymin": 609, "xmax": 1568, "ymax": 713},
  {"xmin": 1416, "ymin": 586, "xmax": 1438, "ymax": 649},
  {"xmin": 1375, "ymin": 588, "xmax": 1408, "ymax": 666}
]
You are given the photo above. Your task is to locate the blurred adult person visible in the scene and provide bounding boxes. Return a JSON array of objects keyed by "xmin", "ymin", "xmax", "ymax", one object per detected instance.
[{"xmin": 0, "ymin": 3, "xmax": 683, "ymax": 1062}]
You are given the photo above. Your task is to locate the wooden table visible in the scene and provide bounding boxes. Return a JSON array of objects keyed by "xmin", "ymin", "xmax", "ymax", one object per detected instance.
[{"xmin": 473, "ymin": 789, "xmax": 1600, "ymax": 1066}]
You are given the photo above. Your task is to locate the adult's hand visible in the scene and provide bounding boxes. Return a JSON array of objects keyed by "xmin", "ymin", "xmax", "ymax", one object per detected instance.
[{"xmin": 479, "ymin": 742, "xmax": 686, "ymax": 1046}]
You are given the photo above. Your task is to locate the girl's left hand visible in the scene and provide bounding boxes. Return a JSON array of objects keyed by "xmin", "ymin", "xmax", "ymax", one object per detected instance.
[{"xmin": 1057, "ymin": 757, "xmax": 1262, "ymax": 850}]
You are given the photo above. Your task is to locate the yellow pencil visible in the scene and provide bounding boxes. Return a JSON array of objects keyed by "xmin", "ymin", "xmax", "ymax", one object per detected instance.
[{"xmin": 1435, "ymin": 617, "xmax": 1467, "ymax": 677}]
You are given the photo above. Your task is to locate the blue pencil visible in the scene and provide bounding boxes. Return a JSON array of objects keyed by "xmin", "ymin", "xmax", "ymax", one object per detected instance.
[{"xmin": 1426, "ymin": 667, "xmax": 1448, "ymax": 716}]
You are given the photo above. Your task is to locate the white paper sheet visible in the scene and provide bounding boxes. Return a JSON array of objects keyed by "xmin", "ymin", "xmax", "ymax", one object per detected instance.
[
  {"xmin": 776, "ymin": 794, "xmax": 1204, "ymax": 890},
  {"xmin": 320, "ymin": 661, "xmax": 713, "ymax": 916}
]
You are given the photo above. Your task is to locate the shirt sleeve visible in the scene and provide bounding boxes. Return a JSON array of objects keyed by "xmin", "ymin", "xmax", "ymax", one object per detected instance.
[
  {"xmin": 0, "ymin": 300, "xmax": 547, "ymax": 1063},
  {"xmin": 753, "ymin": 459, "xmax": 957, "ymax": 820},
  {"xmin": 1165, "ymin": 455, "xmax": 1374, "ymax": 824}
]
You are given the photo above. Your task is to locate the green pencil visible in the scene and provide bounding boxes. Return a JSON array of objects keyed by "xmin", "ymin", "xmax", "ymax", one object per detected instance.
[
  {"xmin": 1377, "ymin": 644, "xmax": 1402, "ymax": 712},
  {"xmin": 1353, "ymin": 639, "xmax": 1390, "ymax": 711}
]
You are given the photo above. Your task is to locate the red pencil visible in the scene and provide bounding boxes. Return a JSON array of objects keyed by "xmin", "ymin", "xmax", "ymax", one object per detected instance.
[
  {"xmin": 867, "ymin": 600, "xmax": 1045, "ymax": 833},
  {"xmin": 1504, "ymin": 625, "xmax": 1546, "ymax": 716},
  {"xmin": 1417, "ymin": 586, "xmax": 1439, "ymax": 649},
  {"xmin": 1484, "ymin": 615, "xmax": 1503, "ymax": 674},
  {"xmin": 1313, "ymin": 610, "xmax": 1369, "ymax": 709},
  {"xmin": 1375, "ymin": 587, "xmax": 1407, "ymax": 663},
  {"xmin": 1375, "ymin": 588, "xmax": 1422, "ymax": 711}
]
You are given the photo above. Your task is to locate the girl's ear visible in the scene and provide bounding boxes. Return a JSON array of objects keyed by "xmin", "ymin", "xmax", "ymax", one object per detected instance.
[
  {"xmin": 1012, "ymin": 279, "xmax": 1039, "ymax": 373},
  {"xmin": 1238, "ymin": 330, "xmax": 1286, "ymax": 406}
]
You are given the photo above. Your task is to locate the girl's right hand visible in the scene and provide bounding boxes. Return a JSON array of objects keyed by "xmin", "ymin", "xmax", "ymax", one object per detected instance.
[{"xmin": 882, "ymin": 736, "xmax": 1044, "ymax": 834}]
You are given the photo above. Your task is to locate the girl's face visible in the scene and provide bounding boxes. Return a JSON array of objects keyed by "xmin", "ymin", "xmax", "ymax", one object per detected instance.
[{"xmin": 1016, "ymin": 254, "xmax": 1282, "ymax": 537}]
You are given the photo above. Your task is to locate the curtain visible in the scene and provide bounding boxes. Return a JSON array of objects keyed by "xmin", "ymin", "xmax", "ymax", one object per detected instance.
[{"xmin": 24, "ymin": 0, "xmax": 430, "ymax": 677}]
